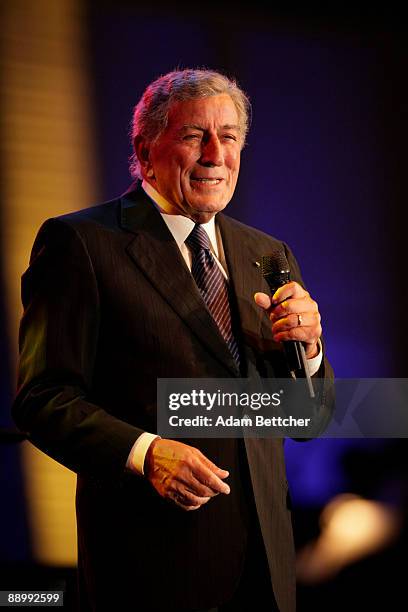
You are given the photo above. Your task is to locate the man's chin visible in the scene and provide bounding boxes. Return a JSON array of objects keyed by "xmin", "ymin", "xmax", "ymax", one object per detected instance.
[
  {"xmin": 189, "ymin": 210, "xmax": 218, "ymax": 224},
  {"xmin": 186, "ymin": 200, "xmax": 230, "ymax": 223}
]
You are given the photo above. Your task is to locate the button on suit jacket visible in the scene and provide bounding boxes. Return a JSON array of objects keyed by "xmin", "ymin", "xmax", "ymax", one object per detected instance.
[{"xmin": 13, "ymin": 183, "xmax": 334, "ymax": 611}]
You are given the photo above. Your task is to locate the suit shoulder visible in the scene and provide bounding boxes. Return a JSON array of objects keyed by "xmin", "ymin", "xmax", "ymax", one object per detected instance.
[
  {"xmin": 34, "ymin": 198, "xmax": 123, "ymax": 245},
  {"xmin": 56, "ymin": 198, "xmax": 121, "ymax": 232},
  {"xmin": 30, "ymin": 198, "xmax": 123, "ymax": 263},
  {"xmin": 219, "ymin": 213, "xmax": 284, "ymax": 249}
]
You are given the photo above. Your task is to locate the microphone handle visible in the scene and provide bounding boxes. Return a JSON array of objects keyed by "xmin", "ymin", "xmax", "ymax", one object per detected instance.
[
  {"xmin": 263, "ymin": 274, "xmax": 315, "ymax": 398},
  {"xmin": 283, "ymin": 340, "xmax": 304, "ymax": 374}
]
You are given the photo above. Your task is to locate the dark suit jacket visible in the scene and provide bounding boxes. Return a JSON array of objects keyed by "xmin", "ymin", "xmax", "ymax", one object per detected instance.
[{"xmin": 13, "ymin": 183, "xmax": 334, "ymax": 611}]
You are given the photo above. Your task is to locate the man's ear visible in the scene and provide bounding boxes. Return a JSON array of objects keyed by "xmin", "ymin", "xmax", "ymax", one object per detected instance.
[{"xmin": 134, "ymin": 135, "xmax": 154, "ymax": 178}]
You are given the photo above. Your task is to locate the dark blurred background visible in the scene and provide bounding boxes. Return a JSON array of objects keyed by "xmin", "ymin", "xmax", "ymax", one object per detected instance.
[{"xmin": 1, "ymin": 1, "xmax": 407, "ymax": 610}]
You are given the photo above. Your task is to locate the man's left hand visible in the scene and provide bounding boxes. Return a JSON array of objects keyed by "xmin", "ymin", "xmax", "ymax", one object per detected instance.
[{"xmin": 254, "ymin": 281, "xmax": 321, "ymax": 358}]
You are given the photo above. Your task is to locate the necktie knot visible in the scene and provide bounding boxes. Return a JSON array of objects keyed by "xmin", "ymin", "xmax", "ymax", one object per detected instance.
[{"xmin": 186, "ymin": 224, "xmax": 211, "ymax": 253}]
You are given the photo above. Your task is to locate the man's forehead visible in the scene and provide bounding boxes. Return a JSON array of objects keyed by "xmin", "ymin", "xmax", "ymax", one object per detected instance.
[{"xmin": 167, "ymin": 94, "xmax": 239, "ymax": 127}]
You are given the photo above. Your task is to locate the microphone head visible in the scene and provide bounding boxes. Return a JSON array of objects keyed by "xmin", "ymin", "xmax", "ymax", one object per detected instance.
[
  {"xmin": 260, "ymin": 251, "xmax": 290, "ymax": 292},
  {"xmin": 260, "ymin": 251, "xmax": 290, "ymax": 277}
]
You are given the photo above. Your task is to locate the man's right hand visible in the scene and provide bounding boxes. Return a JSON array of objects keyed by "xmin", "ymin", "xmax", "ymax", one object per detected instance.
[{"xmin": 144, "ymin": 438, "xmax": 230, "ymax": 511}]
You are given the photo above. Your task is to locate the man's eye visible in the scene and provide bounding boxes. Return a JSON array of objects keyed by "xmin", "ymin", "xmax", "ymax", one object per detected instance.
[
  {"xmin": 183, "ymin": 134, "xmax": 201, "ymax": 140},
  {"xmin": 222, "ymin": 134, "xmax": 237, "ymax": 141}
]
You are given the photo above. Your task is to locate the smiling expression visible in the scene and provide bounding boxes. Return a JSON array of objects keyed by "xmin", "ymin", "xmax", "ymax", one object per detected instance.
[{"xmin": 138, "ymin": 94, "xmax": 242, "ymax": 223}]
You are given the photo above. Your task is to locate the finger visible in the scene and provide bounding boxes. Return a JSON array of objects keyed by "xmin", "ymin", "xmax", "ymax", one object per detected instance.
[
  {"xmin": 171, "ymin": 463, "xmax": 222, "ymax": 498},
  {"xmin": 197, "ymin": 452, "xmax": 230, "ymax": 479},
  {"xmin": 172, "ymin": 494, "xmax": 202, "ymax": 511},
  {"xmin": 160, "ymin": 463, "xmax": 223, "ymax": 499},
  {"xmin": 254, "ymin": 292, "xmax": 272, "ymax": 310},
  {"xmin": 178, "ymin": 488, "xmax": 211, "ymax": 507},
  {"xmin": 272, "ymin": 282, "xmax": 307, "ymax": 305},
  {"xmin": 272, "ymin": 312, "xmax": 321, "ymax": 333},
  {"xmin": 172, "ymin": 489, "xmax": 210, "ymax": 510},
  {"xmin": 192, "ymin": 460, "xmax": 231, "ymax": 495},
  {"xmin": 271, "ymin": 297, "xmax": 318, "ymax": 321},
  {"xmin": 179, "ymin": 473, "xmax": 222, "ymax": 498},
  {"xmin": 273, "ymin": 324, "xmax": 322, "ymax": 345}
]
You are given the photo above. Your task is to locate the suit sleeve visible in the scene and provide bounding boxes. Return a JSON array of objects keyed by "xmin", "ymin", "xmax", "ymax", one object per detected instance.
[{"xmin": 13, "ymin": 218, "xmax": 144, "ymax": 477}]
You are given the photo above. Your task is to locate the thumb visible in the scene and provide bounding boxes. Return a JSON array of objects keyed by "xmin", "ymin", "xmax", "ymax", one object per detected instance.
[{"xmin": 254, "ymin": 292, "xmax": 271, "ymax": 310}]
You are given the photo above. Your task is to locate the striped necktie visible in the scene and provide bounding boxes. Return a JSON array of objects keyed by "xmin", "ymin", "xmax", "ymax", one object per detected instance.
[{"xmin": 186, "ymin": 224, "xmax": 240, "ymax": 366}]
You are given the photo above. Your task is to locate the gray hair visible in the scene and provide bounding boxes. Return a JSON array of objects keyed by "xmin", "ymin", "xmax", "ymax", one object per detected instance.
[{"xmin": 129, "ymin": 68, "xmax": 251, "ymax": 179}]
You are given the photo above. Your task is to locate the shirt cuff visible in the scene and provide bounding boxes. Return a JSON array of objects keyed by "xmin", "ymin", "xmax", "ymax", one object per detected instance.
[
  {"xmin": 307, "ymin": 338, "xmax": 323, "ymax": 376},
  {"xmin": 126, "ymin": 432, "xmax": 161, "ymax": 476}
]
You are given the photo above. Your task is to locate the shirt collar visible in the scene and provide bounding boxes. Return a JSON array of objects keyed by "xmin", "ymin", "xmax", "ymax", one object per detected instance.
[{"xmin": 142, "ymin": 179, "xmax": 219, "ymax": 255}]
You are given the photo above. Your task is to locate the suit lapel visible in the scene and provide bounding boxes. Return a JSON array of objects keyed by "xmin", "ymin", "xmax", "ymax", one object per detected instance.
[
  {"xmin": 217, "ymin": 213, "xmax": 266, "ymax": 348},
  {"xmin": 120, "ymin": 185, "xmax": 239, "ymax": 376}
]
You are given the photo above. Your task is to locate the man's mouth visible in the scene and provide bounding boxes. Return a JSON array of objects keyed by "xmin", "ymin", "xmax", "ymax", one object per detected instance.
[{"xmin": 191, "ymin": 177, "xmax": 223, "ymax": 185}]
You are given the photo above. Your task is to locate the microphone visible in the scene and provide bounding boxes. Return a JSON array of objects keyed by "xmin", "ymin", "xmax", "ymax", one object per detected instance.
[{"xmin": 260, "ymin": 251, "xmax": 315, "ymax": 398}]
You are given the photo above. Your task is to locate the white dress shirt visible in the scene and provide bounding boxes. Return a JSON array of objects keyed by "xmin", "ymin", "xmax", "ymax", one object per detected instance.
[{"xmin": 126, "ymin": 180, "xmax": 322, "ymax": 475}]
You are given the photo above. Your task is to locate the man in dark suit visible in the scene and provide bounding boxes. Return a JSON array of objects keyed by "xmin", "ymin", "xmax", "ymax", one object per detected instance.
[{"xmin": 13, "ymin": 69, "xmax": 333, "ymax": 611}]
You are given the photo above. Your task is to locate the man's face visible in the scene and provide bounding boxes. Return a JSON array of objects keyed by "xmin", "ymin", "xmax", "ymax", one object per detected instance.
[{"xmin": 142, "ymin": 94, "xmax": 242, "ymax": 223}]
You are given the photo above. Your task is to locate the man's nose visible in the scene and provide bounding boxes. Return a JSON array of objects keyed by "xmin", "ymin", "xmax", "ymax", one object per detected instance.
[{"xmin": 199, "ymin": 135, "xmax": 223, "ymax": 166}]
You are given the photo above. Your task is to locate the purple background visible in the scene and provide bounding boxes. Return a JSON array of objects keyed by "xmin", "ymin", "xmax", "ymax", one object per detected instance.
[{"xmin": 84, "ymin": 3, "xmax": 407, "ymax": 506}]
